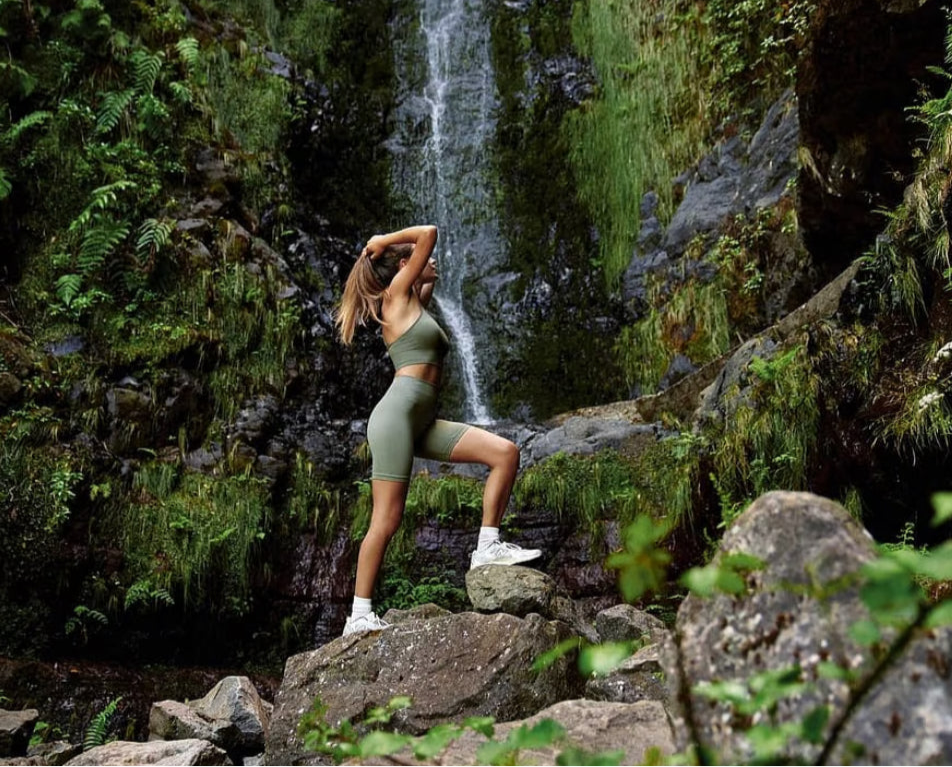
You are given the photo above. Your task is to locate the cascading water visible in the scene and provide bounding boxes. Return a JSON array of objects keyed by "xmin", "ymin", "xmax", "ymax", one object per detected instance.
[{"xmin": 388, "ymin": 0, "xmax": 503, "ymax": 425}]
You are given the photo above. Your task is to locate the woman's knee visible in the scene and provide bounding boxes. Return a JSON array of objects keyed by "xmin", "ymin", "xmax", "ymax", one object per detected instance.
[
  {"xmin": 496, "ymin": 439, "xmax": 520, "ymax": 473},
  {"xmin": 367, "ymin": 515, "xmax": 402, "ymax": 541}
]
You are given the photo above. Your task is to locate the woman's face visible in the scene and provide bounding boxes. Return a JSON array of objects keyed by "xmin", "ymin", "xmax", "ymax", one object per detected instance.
[
  {"xmin": 419, "ymin": 257, "xmax": 438, "ymax": 284},
  {"xmin": 402, "ymin": 257, "xmax": 438, "ymax": 284}
]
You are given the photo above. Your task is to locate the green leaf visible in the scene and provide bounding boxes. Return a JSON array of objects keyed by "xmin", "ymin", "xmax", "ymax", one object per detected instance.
[
  {"xmin": 578, "ymin": 642, "xmax": 635, "ymax": 677},
  {"xmin": 801, "ymin": 705, "xmax": 830, "ymax": 744},
  {"xmin": 412, "ymin": 724, "xmax": 462, "ymax": 760},
  {"xmin": 556, "ymin": 746, "xmax": 626, "ymax": 765},
  {"xmin": 694, "ymin": 679, "xmax": 750, "ymax": 707},
  {"xmin": 849, "ymin": 618, "xmax": 881, "ymax": 647},
  {"xmin": 816, "ymin": 661, "xmax": 854, "ymax": 681},
  {"xmin": 357, "ymin": 730, "xmax": 411, "ymax": 758},
  {"xmin": 925, "ymin": 600, "xmax": 952, "ymax": 628},
  {"xmin": 462, "ymin": 715, "xmax": 495, "ymax": 738},
  {"xmin": 721, "ymin": 552, "xmax": 767, "ymax": 571},
  {"xmin": 681, "ymin": 563, "xmax": 721, "ymax": 597},
  {"xmin": 508, "ymin": 719, "xmax": 565, "ymax": 750},
  {"xmin": 931, "ymin": 493, "xmax": 952, "ymax": 526},
  {"xmin": 476, "ymin": 739, "xmax": 516, "ymax": 766},
  {"xmin": 532, "ymin": 637, "xmax": 581, "ymax": 672}
]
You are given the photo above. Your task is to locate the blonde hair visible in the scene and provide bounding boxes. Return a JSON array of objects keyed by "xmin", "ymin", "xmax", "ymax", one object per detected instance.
[{"xmin": 334, "ymin": 244, "xmax": 412, "ymax": 345}]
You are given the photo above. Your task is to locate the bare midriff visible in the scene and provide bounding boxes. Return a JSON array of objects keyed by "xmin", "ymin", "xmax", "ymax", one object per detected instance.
[{"xmin": 395, "ymin": 363, "xmax": 442, "ymax": 387}]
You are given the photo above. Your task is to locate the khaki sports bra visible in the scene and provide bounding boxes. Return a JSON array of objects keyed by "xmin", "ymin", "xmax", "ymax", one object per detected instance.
[{"xmin": 386, "ymin": 309, "xmax": 450, "ymax": 369}]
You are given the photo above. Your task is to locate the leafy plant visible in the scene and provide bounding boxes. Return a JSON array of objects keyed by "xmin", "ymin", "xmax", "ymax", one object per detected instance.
[
  {"xmin": 83, "ymin": 697, "xmax": 122, "ymax": 751},
  {"xmin": 65, "ymin": 604, "xmax": 108, "ymax": 645}
]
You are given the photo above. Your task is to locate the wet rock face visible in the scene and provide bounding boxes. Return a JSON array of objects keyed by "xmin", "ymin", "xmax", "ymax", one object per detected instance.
[{"xmin": 797, "ymin": 0, "xmax": 947, "ymax": 274}]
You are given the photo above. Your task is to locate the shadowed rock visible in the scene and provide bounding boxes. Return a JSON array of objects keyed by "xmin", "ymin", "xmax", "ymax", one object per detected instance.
[
  {"xmin": 0, "ymin": 710, "xmax": 38, "ymax": 758},
  {"xmin": 585, "ymin": 644, "xmax": 668, "ymax": 705},
  {"xmin": 594, "ymin": 604, "xmax": 668, "ymax": 645}
]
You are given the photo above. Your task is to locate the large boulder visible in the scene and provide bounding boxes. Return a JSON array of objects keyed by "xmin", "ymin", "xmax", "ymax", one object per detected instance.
[
  {"xmin": 148, "ymin": 701, "xmax": 237, "ymax": 753},
  {"xmin": 0, "ymin": 710, "xmax": 38, "ymax": 758},
  {"xmin": 264, "ymin": 611, "xmax": 584, "ymax": 765},
  {"xmin": 668, "ymin": 490, "xmax": 952, "ymax": 764},
  {"xmin": 64, "ymin": 738, "xmax": 231, "ymax": 766}
]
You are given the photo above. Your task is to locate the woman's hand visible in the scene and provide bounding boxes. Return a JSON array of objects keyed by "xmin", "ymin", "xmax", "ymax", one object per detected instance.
[{"xmin": 361, "ymin": 235, "xmax": 388, "ymax": 260}]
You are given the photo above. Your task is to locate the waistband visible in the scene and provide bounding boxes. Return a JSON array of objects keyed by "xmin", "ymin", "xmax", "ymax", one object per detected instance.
[{"xmin": 391, "ymin": 373, "xmax": 440, "ymax": 392}]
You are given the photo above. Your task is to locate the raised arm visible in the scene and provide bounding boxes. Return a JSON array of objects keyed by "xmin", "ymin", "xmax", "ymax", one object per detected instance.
[
  {"xmin": 363, "ymin": 225, "xmax": 438, "ymax": 297},
  {"xmin": 415, "ymin": 280, "xmax": 435, "ymax": 308}
]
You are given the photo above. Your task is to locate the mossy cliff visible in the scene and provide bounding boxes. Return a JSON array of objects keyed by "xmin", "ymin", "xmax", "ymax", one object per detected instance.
[{"xmin": 0, "ymin": 0, "xmax": 951, "ymax": 686}]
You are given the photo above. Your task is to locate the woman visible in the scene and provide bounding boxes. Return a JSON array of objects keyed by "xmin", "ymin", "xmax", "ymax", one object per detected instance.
[{"xmin": 334, "ymin": 224, "xmax": 540, "ymax": 636}]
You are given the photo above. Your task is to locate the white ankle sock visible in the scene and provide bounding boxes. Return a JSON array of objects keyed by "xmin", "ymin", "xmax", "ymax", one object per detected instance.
[
  {"xmin": 351, "ymin": 596, "xmax": 372, "ymax": 619},
  {"xmin": 477, "ymin": 526, "xmax": 500, "ymax": 550}
]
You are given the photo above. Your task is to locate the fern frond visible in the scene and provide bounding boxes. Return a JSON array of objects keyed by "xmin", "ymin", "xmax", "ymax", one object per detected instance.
[
  {"xmin": 175, "ymin": 37, "xmax": 200, "ymax": 73},
  {"xmin": 79, "ymin": 218, "xmax": 131, "ymax": 275},
  {"xmin": 69, "ymin": 181, "xmax": 138, "ymax": 232},
  {"xmin": 2, "ymin": 110, "xmax": 53, "ymax": 144},
  {"xmin": 136, "ymin": 218, "xmax": 174, "ymax": 261},
  {"xmin": 0, "ymin": 167, "xmax": 11, "ymax": 200},
  {"xmin": 131, "ymin": 49, "xmax": 163, "ymax": 94},
  {"xmin": 83, "ymin": 697, "xmax": 121, "ymax": 752},
  {"xmin": 55, "ymin": 274, "xmax": 83, "ymax": 306},
  {"xmin": 95, "ymin": 88, "xmax": 135, "ymax": 134},
  {"xmin": 168, "ymin": 80, "xmax": 192, "ymax": 105}
]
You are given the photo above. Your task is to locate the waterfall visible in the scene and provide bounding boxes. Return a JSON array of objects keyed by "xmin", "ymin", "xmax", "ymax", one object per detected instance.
[{"xmin": 389, "ymin": 0, "xmax": 502, "ymax": 425}]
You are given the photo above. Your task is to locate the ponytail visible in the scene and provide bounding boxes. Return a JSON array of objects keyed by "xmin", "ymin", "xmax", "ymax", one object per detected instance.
[{"xmin": 334, "ymin": 244, "xmax": 412, "ymax": 345}]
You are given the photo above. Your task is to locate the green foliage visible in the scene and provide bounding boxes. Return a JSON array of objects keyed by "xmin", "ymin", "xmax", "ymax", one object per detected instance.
[
  {"xmin": 606, "ymin": 515, "xmax": 672, "ymax": 603},
  {"xmin": 711, "ymin": 344, "xmax": 819, "ymax": 528},
  {"xmin": 703, "ymin": 0, "xmax": 817, "ymax": 120},
  {"xmin": 65, "ymin": 604, "xmax": 108, "ymax": 645},
  {"xmin": 376, "ymin": 570, "xmax": 469, "ymax": 615},
  {"xmin": 114, "ymin": 462, "xmax": 270, "ymax": 610},
  {"xmin": 298, "ymin": 695, "xmax": 595, "ymax": 767},
  {"xmin": 514, "ymin": 450, "xmax": 644, "ymax": 530},
  {"xmin": 83, "ymin": 696, "xmax": 122, "ymax": 752},
  {"xmin": 680, "ymin": 552, "xmax": 766, "ymax": 598},
  {"xmin": 123, "ymin": 578, "xmax": 174, "ymax": 612},
  {"xmin": 135, "ymin": 217, "xmax": 174, "ymax": 262},
  {"xmin": 351, "ymin": 473, "xmax": 484, "ymax": 563},
  {"xmin": 282, "ymin": 452, "xmax": 343, "ymax": 542},
  {"xmin": 566, "ymin": 0, "xmax": 711, "ymax": 284},
  {"xmin": 617, "ymin": 277, "xmax": 730, "ymax": 395}
]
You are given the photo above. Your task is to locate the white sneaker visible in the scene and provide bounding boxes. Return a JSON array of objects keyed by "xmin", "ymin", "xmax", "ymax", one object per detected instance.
[
  {"xmin": 470, "ymin": 540, "xmax": 542, "ymax": 570},
  {"xmin": 342, "ymin": 612, "xmax": 390, "ymax": 636}
]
